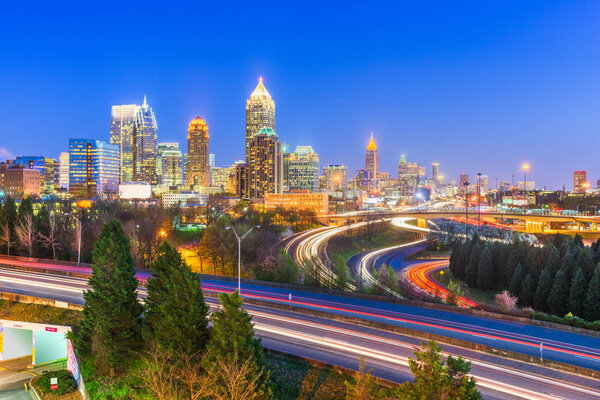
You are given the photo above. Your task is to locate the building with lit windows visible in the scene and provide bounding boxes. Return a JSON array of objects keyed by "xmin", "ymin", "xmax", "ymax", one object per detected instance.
[
  {"xmin": 68, "ymin": 139, "xmax": 119, "ymax": 197},
  {"xmin": 248, "ymin": 127, "xmax": 283, "ymax": 199},
  {"xmin": 245, "ymin": 77, "xmax": 275, "ymax": 161},
  {"xmin": 323, "ymin": 164, "xmax": 348, "ymax": 193},
  {"xmin": 13, "ymin": 156, "xmax": 55, "ymax": 195},
  {"xmin": 365, "ymin": 134, "xmax": 378, "ymax": 188},
  {"xmin": 234, "ymin": 162, "xmax": 250, "ymax": 199},
  {"xmin": 353, "ymin": 169, "xmax": 370, "ymax": 191},
  {"xmin": 186, "ymin": 117, "xmax": 210, "ymax": 188},
  {"xmin": 110, "ymin": 104, "xmax": 137, "ymax": 183},
  {"xmin": 134, "ymin": 96, "xmax": 158, "ymax": 184},
  {"xmin": 574, "ymin": 170, "xmax": 587, "ymax": 193},
  {"xmin": 0, "ymin": 164, "xmax": 40, "ymax": 198},
  {"xmin": 157, "ymin": 143, "xmax": 183, "ymax": 188},
  {"xmin": 287, "ymin": 146, "xmax": 319, "ymax": 192},
  {"xmin": 264, "ymin": 190, "xmax": 329, "ymax": 216},
  {"xmin": 59, "ymin": 152, "xmax": 69, "ymax": 190},
  {"xmin": 211, "ymin": 166, "xmax": 235, "ymax": 193},
  {"xmin": 459, "ymin": 173, "xmax": 470, "ymax": 195},
  {"xmin": 398, "ymin": 154, "xmax": 408, "ymax": 177},
  {"xmin": 432, "ymin": 163, "xmax": 439, "ymax": 182}
]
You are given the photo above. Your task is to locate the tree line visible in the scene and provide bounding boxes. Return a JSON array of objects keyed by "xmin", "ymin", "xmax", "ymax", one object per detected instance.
[{"xmin": 449, "ymin": 233, "xmax": 600, "ymax": 321}]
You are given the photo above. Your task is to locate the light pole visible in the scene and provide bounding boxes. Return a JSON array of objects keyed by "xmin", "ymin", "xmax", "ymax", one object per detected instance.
[
  {"xmin": 522, "ymin": 163, "xmax": 530, "ymax": 196},
  {"xmin": 360, "ymin": 239, "xmax": 365, "ymax": 291},
  {"xmin": 583, "ymin": 182, "xmax": 590, "ymax": 216},
  {"xmin": 463, "ymin": 181, "xmax": 470, "ymax": 267},
  {"xmin": 226, "ymin": 225, "xmax": 259, "ymax": 293},
  {"xmin": 477, "ymin": 172, "xmax": 482, "ymax": 233}
]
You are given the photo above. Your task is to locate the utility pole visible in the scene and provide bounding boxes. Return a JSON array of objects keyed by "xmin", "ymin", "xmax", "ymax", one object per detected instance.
[
  {"xmin": 477, "ymin": 172, "xmax": 482, "ymax": 234},
  {"xmin": 463, "ymin": 181, "xmax": 470, "ymax": 267}
]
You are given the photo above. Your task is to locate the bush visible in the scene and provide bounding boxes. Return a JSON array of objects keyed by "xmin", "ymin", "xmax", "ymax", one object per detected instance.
[{"xmin": 35, "ymin": 369, "xmax": 77, "ymax": 395}]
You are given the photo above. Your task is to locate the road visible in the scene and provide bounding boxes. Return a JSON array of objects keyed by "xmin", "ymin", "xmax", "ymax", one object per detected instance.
[{"xmin": 1, "ymin": 264, "xmax": 600, "ymax": 398}]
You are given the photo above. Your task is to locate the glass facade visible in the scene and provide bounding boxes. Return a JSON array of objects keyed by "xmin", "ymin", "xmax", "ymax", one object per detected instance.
[
  {"xmin": 288, "ymin": 146, "xmax": 319, "ymax": 192},
  {"xmin": 14, "ymin": 156, "xmax": 55, "ymax": 194},
  {"xmin": 110, "ymin": 104, "xmax": 137, "ymax": 183},
  {"xmin": 245, "ymin": 77, "xmax": 275, "ymax": 162},
  {"xmin": 186, "ymin": 117, "xmax": 210, "ymax": 188},
  {"xmin": 157, "ymin": 142, "xmax": 183, "ymax": 188},
  {"xmin": 134, "ymin": 96, "xmax": 158, "ymax": 184},
  {"xmin": 323, "ymin": 164, "xmax": 348, "ymax": 192},
  {"xmin": 248, "ymin": 128, "xmax": 283, "ymax": 199},
  {"xmin": 69, "ymin": 139, "xmax": 119, "ymax": 197}
]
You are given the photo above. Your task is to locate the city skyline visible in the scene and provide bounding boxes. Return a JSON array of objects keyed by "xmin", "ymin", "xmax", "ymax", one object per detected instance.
[{"xmin": 1, "ymin": 2, "xmax": 599, "ymax": 189}]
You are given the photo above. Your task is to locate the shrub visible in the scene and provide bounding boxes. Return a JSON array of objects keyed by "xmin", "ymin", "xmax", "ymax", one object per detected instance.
[
  {"xmin": 495, "ymin": 290, "xmax": 518, "ymax": 313},
  {"xmin": 35, "ymin": 369, "xmax": 77, "ymax": 395}
]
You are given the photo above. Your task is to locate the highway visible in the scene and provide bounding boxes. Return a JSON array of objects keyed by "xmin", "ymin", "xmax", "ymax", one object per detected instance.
[{"xmin": 1, "ymin": 266, "xmax": 600, "ymax": 398}]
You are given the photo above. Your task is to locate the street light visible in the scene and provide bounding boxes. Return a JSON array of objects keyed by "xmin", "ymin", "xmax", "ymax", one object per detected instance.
[
  {"xmin": 582, "ymin": 182, "xmax": 590, "ymax": 216},
  {"xmin": 463, "ymin": 181, "xmax": 470, "ymax": 267},
  {"xmin": 522, "ymin": 163, "xmax": 530, "ymax": 196},
  {"xmin": 226, "ymin": 225, "xmax": 260, "ymax": 293},
  {"xmin": 476, "ymin": 172, "xmax": 482, "ymax": 233}
]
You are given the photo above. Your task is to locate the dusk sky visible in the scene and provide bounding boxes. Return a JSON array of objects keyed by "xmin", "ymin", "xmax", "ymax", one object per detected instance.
[{"xmin": 1, "ymin": 1, "xmax": 598, "ymax": 189}]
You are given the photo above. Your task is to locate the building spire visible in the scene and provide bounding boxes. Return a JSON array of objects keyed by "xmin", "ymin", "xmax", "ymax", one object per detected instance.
[
  {"xmin": 250, "ymin": 77, "xmax": 271, "ymax": 98},
  {"xmin": 366, "ymin": 133, "xmax": 377, "ymax": 152},
  {"xmin": 143, "ymin": 94, "xmax": 148, "ymax": 107}
]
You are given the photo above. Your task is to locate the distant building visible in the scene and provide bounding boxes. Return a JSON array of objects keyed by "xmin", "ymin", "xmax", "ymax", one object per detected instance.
[
  {"xmin": 119, "ymin": 183, "xmax": 153, "ymax": 200},
  {"xmin": 0, "ymin": 164, "xmax": 40, "ymax": 198},
  {"xmin": 573, "ymin": 170, "xmax": 587, "ymax": 193},
  {"xmin": 248, "ymin": 127, "xmax": 283, "ymax": 199},
  {"xmin": 354, "ymin": 169, "xmax": 369, "ymax": 191},
  {"xmin": 282, "ymin": 143, "xmax": 291, "ymax": 192},
  {"xmin": 58, "ymin": 152, "xmax": 69, "ymax": 190},
  {"xmin": 162, "ymin": 191, "xmax": 208, "ymax": 208},
  {"xmin": 211, "ymin": 166, "xmax": 235, "ymax": 193},
  {"xmin": 14, "ymin": 156, "xmax": 55, "ymax": 194},
  {"xmin": 110, "ymin": 104, "xmax": 137, "ymax": 183},
  {"xmin": 365, "ymin": 134, "xmax": 379, "ymax": 188},
  {"xmin": 186, "ymin": 117, "xmax": 210, "ymax": 188},
  {"xmin": 323, "ymin": 164, "xmax": 348, "ymax": 193},
  {"xmin": 478, "ymin": 175, "xmax": 489, "ymax": 195},
  {"xmin": 157, "ymin": 143, "xmax": 183, "ymax": 188},
  {"xmin": 264, "ymin": 190, "xmax": 329, "ymax": 216},
  {"xmin": 234, "ymin": 162, "xmax": 250, "ymax": 199},
  {"xmin": 517, "ymin": 181, "xmax": 535, "ymax": 191},
  {"xmin": 246, "ymin": 77, "xmax": 275, "ymax": 161},
  {"xmin": 288, "ymin": 146, "xmax": 319, "ymax": 192},
  {"xmin": 498, "ymin": 181, "xmax": 511, "ymax": 192},
  {"xmin": 459, "ymin": 173, "xmax": 470, "ymax": 195},
  {"xmin": 432, "ymin": 163, "xmax": 439, "ymax": 182},
  {"xmin": 68, "ymin": 139, "xmax": 119, "ymax": 197}
]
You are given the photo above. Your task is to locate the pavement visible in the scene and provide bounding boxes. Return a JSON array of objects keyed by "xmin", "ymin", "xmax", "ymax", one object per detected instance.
[{"xmin": 0, "ymin": 356, "xmax": 65, "ymax": 397}]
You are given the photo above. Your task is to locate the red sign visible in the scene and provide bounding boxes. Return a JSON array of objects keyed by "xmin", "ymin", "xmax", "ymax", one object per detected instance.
[
  {"xmin": 45, "ymin": 327, "xmax": 58, "ymax": 332},
  {"xmin": 50, "ymin": 377, "xmax": 57, "ymax": 391},
  {"xmin": 51, "ymin": 384, "xmax": 57, "ymax": 391}
]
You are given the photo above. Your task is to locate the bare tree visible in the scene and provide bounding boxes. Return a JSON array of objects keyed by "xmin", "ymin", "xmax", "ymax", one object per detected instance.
[
  {"xmin": 40, "ymin": 213, "xmax": 58, "ymax": 259},
  {"xmin": 0, "ymin": 221, "xmax": 11, "ymax": 255},
  {"xmin": 16, "ymin": 213, "xmax": 37, "ymax": 257},
  {"xmin": 133, "ymin": 344, "xmax": 178, "ymax": 400},
  {"xmin": 211, "ymin": 356, "xmax": 264, "ymax": 400},
  {"xmin": 178, "ymin": 351, "xmax": 216, "ymax": 400}
]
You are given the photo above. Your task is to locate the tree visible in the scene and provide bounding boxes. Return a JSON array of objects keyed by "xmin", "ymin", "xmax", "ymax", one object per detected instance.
[
  {"xmin": 519, "ymin": 273, "xmax": 536, "ymax": 307},
  {"xmin": 78, "ymin": 220, "xmax": 143, "ymax": 375},
  {"xmin": 547, "ymin": 269, "xmax": 569, "ymax": 317},
  {"xmin": 145, "ymin": 242, "xmax": 210, "ymax": 354},
  {"xmin": 207, "ymin": 291, "xmax": 271, "ymax": 399},
  {"xmin": 449, "ymin": 243, "xmax": 466, "ymax": 281},
  {"xmin": 39, "ymin": 212, "xmax": 59, "ymax": 259},
  {"xmin": 0, "ymin": 221, "xmax": 11, "ymax": 256},
  {"xmin": 345, "ymin": 357, "xmax": 379, "ymax": 400},
  {"xmin": 509, "ymin": 264, "xmax": 525, "ymax": 297},
  {"xmin": 16, "ymin": 212, "xmax": 36, "ymax": 257},
  {"xmin": 272, "ymin": 249, "xmax": 299, "ymax": 284},
  {"xmin": 533, "ymin": 268, "xmax": 553, "ymax": 312},
  {"xmin": 495, "ymin": 290, "xmax": 518, "ymax": 313},
  {"xmin": 476, "ymin": 246, "xmax": 495, "ymax": 290},
  {"xmin": 464, "ymin": 243, "xmax": 482, "ymax": 288},
  {"xmin": 568, "ymin": 268, "xmax": 588, "ymax": 318},
  {"xmin": 211, "ymin": 356, "xmax": 267, "ymax": 400},
  {"xmin": 333, "ymin": 254, "xmax": 352, "ymax": 290},
  {"xmin": 398, "ymin": 340, "xmax": 481, "ymax": 400},
  {"xmin": 584, "ymin": 267, "xmax": 600, "ymax": 322}
]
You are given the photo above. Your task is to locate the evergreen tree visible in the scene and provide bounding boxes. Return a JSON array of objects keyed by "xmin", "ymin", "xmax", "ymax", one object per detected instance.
[
  {"xmin": 547, "ymin": 269, "xmax": 570, "ymax": 317},
  {"xmin": 543, "ymin": 244, "xmax": 561, "ymax": 274},
  {"xmin": 525, "ymin": 247, "xmax": 545, "ymax": 278},
  {"xmin": 575, "ymin": 247, "xmax": 595, "ymax": 281},
  {"xmin": 145, "ymin": 242, "xmax": 210, "ymax": 354},
  {"xmin": 509, "ymin": 264, "xmax": 525, "ymax": 298},
  {"xmin": 449, "ymin": 242, "xmax": 466, "ymax": 281},
  {"xmin": 558, "ymin": 241, "xmax": 571, "ymax": 258},
  {"xmin": 476, "ymin": 246, "xmax": 495, "ymax": 290},
  {"xmin": 519, "ymin": 273, "xmax": 536, "ymax": 307},
  {"xmin": 567, "ymin": 268, "xmax": 588, "ymax": 318},
  {"xmin": 505, "ymin": 243, "xmax": 525, "ymax": 287},
  {"xmin": 533, "ymin": 268, "xmax": 553, "ymax": 312},
  {"xmin": 17, "ymin": 197, "xmax": 33, "ymax": 221},
  {"xmin": 207, "ymin": 291, "xmax": 271, "ymax": 398},
  {"xmin": 584, "ymin": 267, "xmax": 600, "ymax": 322},
  {"xmin": 78, "ymin": 221, "xmax": 143, "ymax": 375},
  {"xmin": 465, "ymin": 243, "xmax": 482, "ymax": 288},
  {"xmin": 573, "ymin": 234, "xmax": 584, "ymax": 248}
]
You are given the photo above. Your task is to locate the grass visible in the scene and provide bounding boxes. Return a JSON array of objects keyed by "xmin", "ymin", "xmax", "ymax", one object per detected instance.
[
  {"xmin": 0, "ymin": 300, "xmax": 81, "ymax": 327},
  {"xmin": 430, "ymin": 269, "xmax": 499, "ymax": 306},
  {"xmin": 327, "ymin": 226, "xmax": 417, "ymax": 262}
]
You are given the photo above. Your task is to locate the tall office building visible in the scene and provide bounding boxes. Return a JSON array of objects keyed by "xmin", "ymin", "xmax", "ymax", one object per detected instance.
[
  {"xmin": 157, "ymin": 143, "xmax": 183, "ymax": 188},
  {"xmin": 459, "ymin": 173, "xmax": 470, "ymax": 195},
  {"xmin": 432, "ymin": 163, "xmax": 440, "ymax": 182},
  {"xmin": 282, "ymin": 143, "xmax": 291, "ymax": 192},
  {"xmin": 245, "ymin": 77, "xmax": 275, "ymax": 161},
  {"xmin": 287, "ymin": 146, "xmax": 319, "ymax": 192},
  {"xmin": 58, "ymin": 152, "xmax": 69, "ymax": 190},
  {"xmin": 478, "ymin": 175, "xmax": 489, "ymax": 195},
  {"xmin": 574, "ymin": 170, "xmax": 587, "ymax": 193},
  {"xmin": 186, "ymin": 117, "xmax": 210, "ymax": 188},
  {"xmin": 323, "ymin": 164, "xmax": 348, "ymax": 193},
  {"xmin": 248, "ymin": 127, "xmax": 283, "ymax": 199},
  {"xmin": 354, "ymin": 169, "xmax": 369, "ymax": 191},
  {"xmin": 14, "ymin": 156, "xmax": 55, "ymax": 194},
  {"xmin": 134, "ymin": 96, "xmax": 158, "ymax": 184},
  {"xmin": 110, "ymin": 104, "xmax": 137, "ymax": 183},
  {"xmin": 211, "ymin": 166, "xmax": 234, "ymax": 192},
  {"xmin": 68, "ymin": 139, "xmax": 119, "ymax": 197},
  {"xmin": 365, "ymin": 133, "xmax": 379, "ymax": 187},
  {"xmin": 398, "ymin": 154, "xmax": 408, "ymax": 177}
]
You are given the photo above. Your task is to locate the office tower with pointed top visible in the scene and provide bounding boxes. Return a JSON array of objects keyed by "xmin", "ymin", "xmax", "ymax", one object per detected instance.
[
  {"xmin": 187, "ymin": 116, "xmax": 210, "ymax": 188},
  {"xmin": 245, "ymin": 77, "xmax": 275, "ymax": 162},
  {"xmin": 134, "ymin": 95, "xmax": 158, "ymax": 184},
  {"xmin": 365, "ymin": 133, "xmax": 379, "ymax": 188}
]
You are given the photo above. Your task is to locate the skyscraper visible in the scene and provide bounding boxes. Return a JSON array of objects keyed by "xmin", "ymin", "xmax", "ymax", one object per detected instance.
[
  {"xmin": 574, "ymin": 170, "xmax": 587, "ymax": 193},
  {"xmin": 248, "ymin": 127, "xmax": 283, "ymax": 199},
  {"xmin": 323, "ymin": 164, "xmax": 348, "ymax": 193},
  {"xmin": 365, "ymin": 133, "xmax": 379, "ymax": 188},
  {"xmin": 459, "ymin": 173, "xmax": 470, "ymax": 195},
  {"xmin": 186, "ymin": 117, "xmax": 210, "ymax": 188},
  {"xmin": 245, "ymin": 77, "xmax": 275, "ymax": 161},
  {"xmin": 398, "ymin": 154, "xmax": 408, "ymax": 177},
  {"xmin": 110, "ymin": 104, "xmax": 137, "ymax": 183},
  {"xmin": 134, "ymin": 96, "xmax": 158, "ymax": 184},
  {"xmin": 68, "ymin": 139, "xmax": 119, "ymax": 197},
  {"xmin": 288, "ymin": 146, "xmax": 319, "ymax": 192},
  {"xmin": 59, "ymin": 151, "xmax": 69, "ymax": 190},
  {"xmin": 432, "ymin": 163, "xmax": 439, "ymax": 182},
  {"xmin": 157, "ymin": 143, "xmax": 183, "ymax": 188}
]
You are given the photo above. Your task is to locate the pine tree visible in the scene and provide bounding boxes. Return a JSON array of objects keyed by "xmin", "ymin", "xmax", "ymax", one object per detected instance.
[
  {"xmin": 78, "ymin": 220, "xmax": 143, "ymax": 375},
  {"xmin": 476, "ymin": 246, "xmax": 495, "ymax": 290},
  {"xmin": 544, "ymin": 244, "xmax": 561, "ymax": 274},
  {"xmin": 465, "ymin": 243, "xmax": 482, "ymax": 288},
  {"xmin": 575, "ymin": 247, "xmax": 595, "ymax": 281},
  {"xmin": 449, "ymin": 242, "xmax": 466, "ymax": 281},
  {"xmin": 509, "ymin": 264, "xmax": 525, "ymax": 298},
  {"xmin": 145, "ymin": 242, "xmax": 210, "ymax": 354},
  {"xmin": 547, "ymin": 269, "xmax": 570, "ymax": 317},
  {"xmin": 519, "ymin": 273, "xmax": 536, "ymax": 307},
  {"xmin": 584, "ymin": 267, "xmax": 600, "ymax": 322},
  {"xmin": 533, "ymin": 268, "xmax": 553, "ymax": 312},
  {"xmin": 207, "ymin": 291, "xmax": 271, "ymax": 398},
  {"xmin": 567, "ymin": 268, "xmax": 588, "ymax": 318}
]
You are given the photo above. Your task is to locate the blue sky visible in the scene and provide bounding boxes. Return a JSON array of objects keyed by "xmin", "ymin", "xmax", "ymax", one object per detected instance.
[{"xmin": 0, "ymin": 1, "xmax": 598, "ymax": 189}]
